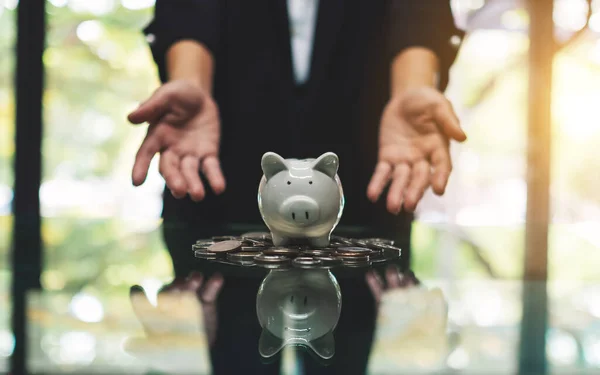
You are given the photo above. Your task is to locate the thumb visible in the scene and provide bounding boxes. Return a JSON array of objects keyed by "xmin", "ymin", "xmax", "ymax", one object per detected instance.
[{"xmin": 127, "ymin": 87, "xmax": 170, "ymax": 125}]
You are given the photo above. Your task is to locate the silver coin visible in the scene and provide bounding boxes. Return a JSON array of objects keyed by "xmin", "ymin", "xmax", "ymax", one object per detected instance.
[
  {"xmin": 263, "ymin": 247, "xmax": 300, "ymax": 257},
  {"xmin": 212, "ymin": 235, "xmax": 239, "ymax": 242},
  {"xmin": 196, "ymin": 239, "xmax": 214, "ymax": 246},
  {"xmin": 255, "ymin": 262, "xmax": 291, "ymax": 270},
  {"xmin": 382, "ymin": 247, "xmax": 402, "ymax": 259},
  {"xmin": 292, "ymin": 257, "xmax": 322, "ymax": 268},
  {"xmin": 227, "ymin": 251, "xmax": 261, "ymax": 262},
  {"xmin": 241, "ymin": 232, "xmax": 272, "ymax": 241},
  {"xmin": 363, "ymin": 237, "xmax": 394, "ymax": 246},
  {"xmin": 315, "ymin": 256, "xmax": 342, "ymax": 266},
  {"xmin": 192, "ymin": 243, "xmax": 209, "ymax": 251},
  {"xmin": 342, "ymin": 259, "xmax": 372, "ymax": 268},
  {"xmin": 338, "ymin": 254, "xmax": 370, "ymax": 262},
  {"xmin": 195, "ymin": 250, "xmax": 218, "ymax": 259},
  {"xmin": 330, "ymin": 235, "xmax": 354, "ymax": 245},
  {"xmin": 208, "ymin": 240, "xmax": 243, "ymax": 253},
  {"xmin": 254, "ymin": 254, "xmax": 290, "ymax": 264},
  {"xmin": 241, "ymin": 246, "xmax": 269, "ymax": 252},
  {"xmin": 300, "ymin": 249, "xmax": 333, "ymax": 257}
]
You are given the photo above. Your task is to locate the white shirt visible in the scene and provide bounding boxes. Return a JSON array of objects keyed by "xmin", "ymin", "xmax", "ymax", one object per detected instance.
[{"xmin": 287, "ymin": 0, "xmax": 319, "ymax": 84}]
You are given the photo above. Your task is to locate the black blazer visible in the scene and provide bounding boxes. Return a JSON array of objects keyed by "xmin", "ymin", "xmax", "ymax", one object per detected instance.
[{"xmin": 144, "ymin": 0, "xmax": 463, "ymax": 233}]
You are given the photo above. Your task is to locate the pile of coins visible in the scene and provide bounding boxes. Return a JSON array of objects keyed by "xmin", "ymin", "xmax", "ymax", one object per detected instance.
[{"xmin": 193, "ymin": 233, "xmax": 401, "ymax": 269}]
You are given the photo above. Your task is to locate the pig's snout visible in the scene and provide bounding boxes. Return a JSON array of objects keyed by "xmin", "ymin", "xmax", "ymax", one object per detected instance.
[{"xmin": 280, "ymin": 196, "xmax": 320, "ymax": 226}]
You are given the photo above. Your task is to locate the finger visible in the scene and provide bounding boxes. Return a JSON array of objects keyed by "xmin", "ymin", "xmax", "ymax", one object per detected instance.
[
  {"xmin": 386, "ymin": 163, "xmax": 410, "ymax": 215},
  {"xmin": 181, "ymin": 156, "xmax": 206, "ymax": 201},
  {"xmin": 200, "ymin": 273, "xmax": 224, "ymax": 304},
  {"xmin": 132, "ymin": 134, "xmax": 160, "ymax": 186},
  {"xmin": 431, "ymin": 147, "xmax": 452, "ymax": 195},
  {"xmin": 367, "ymin": 161, "xmax": 393, "ymax": 202},
  {"xmin": 365, "ymin": 271, "xmax": 384, "ymax": 304},
  {"xmin": 127, "ymin": 89, "xmax": 170, "ymax": 125},
  {"xmin": 201, "ymin": 156, "xmax": 226, "ymax": 195},
  {"xmin": 434, "ymin": 101, "xmax": 467, "ymax": 142},
  {"xmin": 159, "ymin": 151, "xmax": 187, "ymax": 198},
  {"xmin": 403, "ymin": 160, "xmax": 430, "ymax": 212},
  {"xmin": 385, "ymin": 265, "xmax": 402, "ymax": 289},
  {"xmin": 129, "ymin": 285, "xmax": 158, "ymax": 333},
  {"xmin": 184, "ymin": 271, "xmax": 204, "ymax": 292}
]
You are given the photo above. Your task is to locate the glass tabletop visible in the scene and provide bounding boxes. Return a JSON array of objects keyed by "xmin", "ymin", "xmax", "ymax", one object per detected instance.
[{"xmin": 15, "ymin": 232, "xmax": 600, "ymax": 375}]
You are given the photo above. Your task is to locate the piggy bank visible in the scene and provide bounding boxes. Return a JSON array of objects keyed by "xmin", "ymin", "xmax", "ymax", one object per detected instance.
[
  {"xmin": 258, "ymin": 152, "xmax": 344, "ymax": 247},
  {"xmin": 256, "ymin": 268, "xmax": 342, "ymax": 360}
]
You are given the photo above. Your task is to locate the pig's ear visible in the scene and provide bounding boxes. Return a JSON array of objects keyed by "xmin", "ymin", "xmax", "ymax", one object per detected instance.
[
  {"xmin": 261, "ymin": 152, "xmax": 288, "ymax": 179},
  {"xmin": 312, "ymin": 152, "xmax": 339, "ymax": 178}
]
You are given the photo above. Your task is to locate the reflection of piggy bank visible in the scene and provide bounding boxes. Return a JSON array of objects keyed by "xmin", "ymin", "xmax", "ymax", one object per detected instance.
[
  {"xmin": 256, "ymin": 269, "xmax": 342, "ymax": 359},
  {"xmin": 258, "ymin": 152, "xmax": 344, "ymax": 247}
]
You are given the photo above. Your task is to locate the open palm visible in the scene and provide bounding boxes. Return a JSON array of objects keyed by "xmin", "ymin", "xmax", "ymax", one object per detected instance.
[
  {"xmin": 128, "ymin": 80, "xmax": 225, "ymax": 201},
  {"xmin": 367, "ymin": 87, "xmax": 466, "ymax": 213}
]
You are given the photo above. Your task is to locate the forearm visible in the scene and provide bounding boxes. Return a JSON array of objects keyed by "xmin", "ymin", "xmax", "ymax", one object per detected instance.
[
  {"xmin": 166, "ymin": 40, "xmax": 214, "ymax": 94},
  {"xmin": 390, "ymin": 47, "xmax": 440, "ymax": 97}
]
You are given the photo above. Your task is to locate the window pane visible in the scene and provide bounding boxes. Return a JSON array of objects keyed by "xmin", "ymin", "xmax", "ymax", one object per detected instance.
[{"xmin": 0, "ymin": 1, "xmax": 16, "ymax": 371}]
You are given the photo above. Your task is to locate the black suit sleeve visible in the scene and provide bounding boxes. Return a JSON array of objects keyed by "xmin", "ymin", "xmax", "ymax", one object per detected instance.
[
  {"xmin": 387, "ymin": 0, "xmax": 464, "ymax": 91},
  {"xmin": 143, "ymin": 0, "xmax": 220, "ymax": 83}
]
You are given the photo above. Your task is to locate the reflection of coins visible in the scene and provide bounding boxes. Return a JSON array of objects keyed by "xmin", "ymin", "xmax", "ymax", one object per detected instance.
[
  {"xmin": 208, "ymin": 240, "xmax": 243, "ymax": 253},
  {"xmin": 336, "ymin": 246, "xmax": 371, "ymax": 254},
  {"xmin": 254, "ymin": 254, "xmax": 290, "ymax": 265},
  {"xmin": 263, "ymin": 247, "xmax": 300, "ymax": 257},
  {"xmin": 292, "ymin": 257, "xmax": 322, "ymax": 268},
  {"xmin": 195, "ymin": 250, "xmax": 218, "ymax": 259},
  {"xmin": 315, "ymin": 256, "xmax": 342, "ymax": 266},
  {"xmin": 227, "ymin": 251, "xmax": 261, "ymax": 262}
]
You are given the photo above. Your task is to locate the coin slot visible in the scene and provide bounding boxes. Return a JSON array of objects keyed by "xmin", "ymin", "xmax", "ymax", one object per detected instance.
[
  {"xmin": 305, "ymin": 211, "xmax": 309, "ymax": 220},
  {"xmin": 291, "ymin": 295, "xmax": 294, "ymax": 303},
  {"xmin": 292, "ymin": 212, "xmax": 296, "ymax": 220},
  {"xmin": 304, "ymin": 296, "xmax": 307, "ymax": 306}
]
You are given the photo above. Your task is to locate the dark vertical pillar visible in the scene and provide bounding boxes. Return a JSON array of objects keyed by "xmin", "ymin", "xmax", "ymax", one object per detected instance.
[
  {"xmin": 519, "ymin": 0, "xmax": 554, "ymax": 374},
  {"xmin": 11, "ymin": 1, "xmax": 46, "ymax": 374}
]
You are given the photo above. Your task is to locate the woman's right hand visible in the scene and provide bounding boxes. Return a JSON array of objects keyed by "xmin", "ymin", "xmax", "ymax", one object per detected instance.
[{"xmin": 127, "ymin": 79, "xmax": 225, "ymax": 201}]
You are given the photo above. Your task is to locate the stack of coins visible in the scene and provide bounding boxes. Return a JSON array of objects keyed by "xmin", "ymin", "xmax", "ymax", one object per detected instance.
[{"xmin": 193, "ymin": 232, "xmax": 401, "ymax": 270}]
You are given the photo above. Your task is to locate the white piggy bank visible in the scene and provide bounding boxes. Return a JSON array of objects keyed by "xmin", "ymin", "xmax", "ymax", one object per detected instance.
[
  {"xmin": 256, "ymin": 268, "xmax": 342, "ymax": 360},
  {"xmin": 258, "ymin": 152, "xmax": 344, "ymax": 247}
]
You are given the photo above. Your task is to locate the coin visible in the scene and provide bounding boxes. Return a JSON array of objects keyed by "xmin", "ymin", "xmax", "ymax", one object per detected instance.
[
  {"xmin": 300, "ymin": 249, "xmax": 333, "ymax": 257},
  {"xmin": 195, "ymin": 250, "xmax": 218, "ymax": 259},
  {"xmin": 292, "ymin": 257, "xmax": 322, "ymax": 268},
  {"xmin": 315, "ymin": 256, "xmax": 342, "ymax": 266},
  {"xmin": 207, "ymin": 240, "xmax": 243, "ymax": 253},
  {"xmin": 227, "ymin": 251, "xmax": 261, "ymax": 262},
  {"xmin": 196, "ymin": 239, "xmax": 214, "ymax": 245},
  {"xmin": 363, "ymin": 238, "xmax": 394, "ymax": 246},
  {"xmin": 342, "ymin": 259, "xmax": 371, "ymax": 268},
  {"xmin": 192, "ymin": 243, "xmax": 209, "ymax": 251},
  {"xmin": 212, "ymin": 236, "xmax": 239, "ymax": 242},
  {"xmin": 262, "ymin": 247, "xmax": 300, "ymax": 257},
  {"xmin": 241, "ymin": 246, "xmax": 269, "ymax": 252},
  {"xmin": 338, "ymin": 253, "xmax": 370, "ymax": 262},
  {"xmin": 330, "ymin": 235, "xmax": 354, "ymax": 245},
  {"xmin": 253, "ymin": 254, "xmax": 290, "ymax": 264},
  {"xmin": 241, "ymin": 232, "xmax": 272, "ymax": 241},
  {"xmin": 381, "ymin": 246, "xmax": 402, "ymax": 259}
]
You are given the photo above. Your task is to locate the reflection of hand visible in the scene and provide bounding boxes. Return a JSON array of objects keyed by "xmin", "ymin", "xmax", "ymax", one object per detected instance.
[
  {"xmin": 129, "ymin": 272, "xmax": 224, "ymax": 346},
  {"xmin": 365, "ymin": 266, "xmax": 420, "ymax": 305},
  {"xmin": 367, "ymin": 87, "xmax": 467, "ymax": 213},
  {"xmin": 127, "ymin": 80, "xmax": 225, "ymax": 201}
]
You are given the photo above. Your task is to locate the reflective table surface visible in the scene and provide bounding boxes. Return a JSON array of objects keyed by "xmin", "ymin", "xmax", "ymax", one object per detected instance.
[{"xmin": 10, "ymin": 229, "xmax": 600, "ymax": 375}]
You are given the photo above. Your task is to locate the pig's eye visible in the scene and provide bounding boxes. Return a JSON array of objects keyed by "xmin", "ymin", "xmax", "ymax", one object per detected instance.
[
  {"xmin": 287, "ymin": 181, "xmax": 291, "ymax": 185},
  {"xmin": 309, "ymin": 181, "xmax": 313, "ymax": 185}
]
